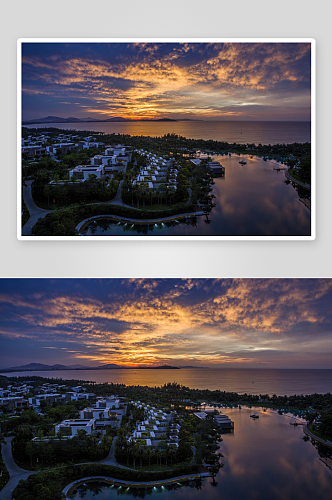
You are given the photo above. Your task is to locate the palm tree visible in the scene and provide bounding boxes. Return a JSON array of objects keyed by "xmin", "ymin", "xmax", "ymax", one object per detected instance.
[
  {"xmin": 132, "ymin": 444, "xmax": 139, "ymax": 469},
  {"xmin": 146, "ymin": 446, "xmax": 153, "ymax": 467},
  {"xmin": 164, "ymin": 444, "xmax": 171, "ymax": 466},
  {"xmin": 169, "ymin": 446, "xmax": 177, "ymax": 466},
  {"xmin": 134, "ymin": 184, "xmax": 141, "ymax": 209},
  {"xmin": 43, "ymin": 184, "xmax": 51, "ymax": 207},
  {"xmin": 209, "ymin": 463, "xmax": 220, "ymax": 486},
  {"xmin": 138, "ymin": 444, "xmax": 145, "ymax": 468},
  {"xmin": 141, "ymin": 186, "xmax": 147, "ymax": 208},
  {"xmin": 25, "ymin": 441, "xmax": 34, "ymax": 468},
  {"xmin": 150, "ymin": 189, "xmax": 155, "ymax": 206}
]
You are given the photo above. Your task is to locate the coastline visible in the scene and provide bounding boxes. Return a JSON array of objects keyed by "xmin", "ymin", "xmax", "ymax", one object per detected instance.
[
  {"xmin": 285, "ymin": 169, "xmax": 311, "ymax": 190},
  {"xmin": 303, "ymin": 425, "xmax": 332, "ymax": 450}
]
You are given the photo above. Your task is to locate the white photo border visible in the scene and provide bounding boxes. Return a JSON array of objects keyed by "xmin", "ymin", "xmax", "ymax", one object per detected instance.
[{"xmin": 17, "ymin": 38, "xmax": 316, "ymax": 241}]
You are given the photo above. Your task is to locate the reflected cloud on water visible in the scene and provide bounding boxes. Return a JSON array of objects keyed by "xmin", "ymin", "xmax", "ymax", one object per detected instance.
[
  {"xmin": 71, "ymin": 409, "xmax": 331, "ymax": 500},
  {"xmin": 81, "ymin": 155, "xmax": 310, "ymax": 237}
]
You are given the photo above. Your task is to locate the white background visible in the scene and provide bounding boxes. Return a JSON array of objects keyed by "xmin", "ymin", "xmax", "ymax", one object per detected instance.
[{"xmin": 0, "ymin": 0, "xmax": 330, "ymax": 278}]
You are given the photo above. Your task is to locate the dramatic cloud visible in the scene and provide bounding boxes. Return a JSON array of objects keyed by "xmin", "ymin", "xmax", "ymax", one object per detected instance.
[
  {"xmin": 21, "ymin": 42, "xmax": 311, "ymax": 121},
  {"xmin": 0, "ymin": 279, "xmax": 331, "ymax": 368}
]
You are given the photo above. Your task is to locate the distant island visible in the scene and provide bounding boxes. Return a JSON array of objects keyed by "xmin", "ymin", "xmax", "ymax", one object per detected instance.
[
  {"xmin": 22, "ymin": 116, "xmax": 202, "ymax": 125},
  {"xmin": 0, "ymin": 362, "xmax": 180, "ymax": 373}
]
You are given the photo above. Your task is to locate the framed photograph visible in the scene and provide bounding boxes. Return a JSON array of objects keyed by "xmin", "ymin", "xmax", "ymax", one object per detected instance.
[
  {"xmin": 18, "ymin": 39, "xmax": 315, "ymax": 240},
  {"xmin": 0, "ymin": 278, "xmax": 331, "ymax": 500}
]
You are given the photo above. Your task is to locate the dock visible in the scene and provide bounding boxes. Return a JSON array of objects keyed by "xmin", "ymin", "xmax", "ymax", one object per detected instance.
[{"xmin": 207, "ymin": 161, "xmax": 225, "ymax": 175}]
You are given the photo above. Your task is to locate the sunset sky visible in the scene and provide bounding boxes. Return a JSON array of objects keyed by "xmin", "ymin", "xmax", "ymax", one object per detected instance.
[
  {"xmin": 21, "ymin": 42, "xmax": 311, "ymax": 121},
  {"xmin": 0, "ymin": 279, "xmax": 331, "ymax": 369}
]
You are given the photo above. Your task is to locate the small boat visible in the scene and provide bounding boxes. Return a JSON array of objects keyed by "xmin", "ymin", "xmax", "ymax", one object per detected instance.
[
  {"xmin": 250, "ymin": 413, "xmax": 259, "ymax": 419},
  {"xmin": 239, "ymin": 160, "xmax": 247, "ymax": 164}
]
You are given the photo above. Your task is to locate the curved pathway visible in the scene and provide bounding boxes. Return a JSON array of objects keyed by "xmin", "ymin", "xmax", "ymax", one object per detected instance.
[
  {"xmin": 0, "ymin": 435, "xmax": 119, "ymax": 500},
  {"xmin": 0, "ymin": 435, "xmax": 208, "ymax": 500},
  {"xmin": 0, "ymin": 437, "xmax": 36, "ymax": 500},
  {"xmin": 96, "ymin": 436, "xmax": 118, "ymax": 466},
  {"xmin": 106, "ymin": 180, "xmax": 125, "ymax": 205},
  {"xmin": 22, "ymin": 180, "xmax": 52, "ymax": 235},
  {"xmin": 22, "ymin": 178, "xmax": 201, "ymax": 236},
  {"xmin": 284, "ymin": 170, "xmax": 311, "ymax": 190},
  {"xmin": 303, "ymin": 425, "xmax": 332, "ymax": 449},
  {"xmin": 76, "ymin": 212, "xmax": 205, "ymax": 234},
  {"xmin": 21, "ymin": 179, "xmax": 129, "ymax": 236},
  {"xmin": 63, "ymin": 472, "xmax": 210, "ymax": 497}
]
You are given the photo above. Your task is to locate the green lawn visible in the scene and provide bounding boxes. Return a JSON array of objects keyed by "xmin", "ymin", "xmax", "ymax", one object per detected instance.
[
  {"xmin": 288, "ymin": 168, "xmax": 311, "ymax": 187},
  {"xmin": 117, "ymin": 460, "xmax": 178, "ymax": 472},
  {"xmin": 125, "ymin": 201, "xmax": 189, "ymax": 212},
  {"xmin": 307, "ymin": 423, "xmax": 330, "ymax": 442},
  {"xmin": 288, "ymin": 168, "xmax": 301, "ymax": 181}
]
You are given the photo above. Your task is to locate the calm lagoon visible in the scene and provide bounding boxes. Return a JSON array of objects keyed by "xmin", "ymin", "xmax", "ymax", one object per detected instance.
[
  {"xmin": 68, "ymin": 407, "xmax": 331, "ymax": 500},
  {"xmin": 80, "ymin": 155, "xmax": 310, "ymax": 237}
]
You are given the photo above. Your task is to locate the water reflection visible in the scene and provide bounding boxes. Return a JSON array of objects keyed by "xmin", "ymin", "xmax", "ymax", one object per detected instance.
[
  {"xmin": 72, "ymin": 479, "xmax": 203, "ymax": 499},
  {"xmin": 70, "ymin": 409, "xmax": 331, "ymax": 500},
  {"xmin": 6, "ymin": 368, "xmax": 332, "ymax": 396},
  {"xmin": 80, "ymin": 155, "xmax": 310, "ymax": 236},
  {"xmin": 81, "ymin": 217, "xmax": 198, "ymax": 236},
  {"xmin": 25, "ymin": 121, "xmax": 311, "ymax": 145}
]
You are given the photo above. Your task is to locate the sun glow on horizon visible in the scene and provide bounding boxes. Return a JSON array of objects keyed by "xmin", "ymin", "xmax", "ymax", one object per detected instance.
[
  {"xmin": 21, "ymin": 42, "xmax": 311, "ymax": 122},
  {"xmin": 0, "ymin": 279, "xmax": 331, "ymax": 369}
]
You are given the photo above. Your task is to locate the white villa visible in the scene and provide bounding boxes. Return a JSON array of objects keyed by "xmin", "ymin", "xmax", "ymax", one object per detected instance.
[
  {"xmin": 133, "ymin": 151, "xmax": 178, "ymax": 191},
  {"xmin": 129, "ymin": 401, "xmax": 179, "ymax": 448},
  {"xmin": 95, "ymin": 396, "xmax": 120, "ymax": 409},
  {"xmin": 69, "ymin": 165, "xmax": 105, "ymax": 181},
  {"xmin": 55, "ymin": 418, "xmax": 96, "ymax": 437},
  {"xmin": 69, "ymin": 145, "xmax": 132, "ymax": 181}
]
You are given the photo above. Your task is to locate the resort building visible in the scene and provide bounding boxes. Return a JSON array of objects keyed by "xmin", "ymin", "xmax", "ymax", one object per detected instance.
[
  {"xmin": 28, "ymin": 393, "xmax": 66, "ymax": 406},
  {"xmin": 193, "ymin": 411, "xmax": 234, "ymax": 430},
  {"xmin": 64, "ymin": 392, "xmax": 95, "ymax": 402},
  {"xmin": 69, "ymin": 165, "xmax": 105, "ymax": 180},
  {"xmin": 133, "ymin": 151, "xmax": 178, "ymax": 191},
  {"xmin": 0, "ymin": 397, "xmax": 29, "ymax": 409},
  {"xmin": 213, "ymin": 414, "xmax": 234, "ymax": 430},
  {"xmin": 46, "ymin": 143, "xmax": 79, "ymax": 155},
  {"xmin": 95, "ymin": 396, "xmax": 120, "ymax": 409},
  {"xmin": 55, "ymin": 418, "xmax": 96, "ymax": 437},
  {"xmin": 90, "ymin": 145, "xmax": 132, "ymax": 173},
  {"xmin": 22, "ymin": 145, "xmax": 46, "ymax": 158},
  {"xmin": 193, "ymin": 412, "xmax": 209, "ymax": 421},
  {"xmin": 81, "ymin": 141, "xmax": 104, "ymax": 149},
  {"xmin": 79, "ymin": 407, "xmax": 121, "ymax": 420},
  {"xmin": 129, "ymin": 401, "xmax": 179, "ymax": 448},
  {"xmin": 207, "ymin": 161, "xmax": 225, "ymax": 175}
]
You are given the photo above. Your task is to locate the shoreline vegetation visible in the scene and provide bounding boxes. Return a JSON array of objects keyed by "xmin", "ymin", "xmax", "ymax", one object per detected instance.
[
  {"xmin": 12, "ymin": 463, "xmax": 203, "ymax": 500},
  {"xmin": 21, "ymin": 127, "xmax": 311, "ymax": 236},
  {"xmin": 1, "ymin": 374, "xmax": 330, "ymax": 410},
  {"xmin": 1, "ymin": 374, "xmax": 330, "ymax": 499}
]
